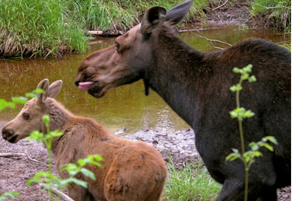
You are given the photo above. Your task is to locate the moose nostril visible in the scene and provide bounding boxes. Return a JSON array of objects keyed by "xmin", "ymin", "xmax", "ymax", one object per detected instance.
[{"xmin": 2, "ymin": 129, "xmax": 14, "ymax": 140}]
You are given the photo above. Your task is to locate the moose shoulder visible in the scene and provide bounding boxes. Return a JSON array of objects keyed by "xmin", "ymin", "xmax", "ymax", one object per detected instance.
[{"xmin": 74, "ymin": 0, "xmax": 291, "ymax": 200}]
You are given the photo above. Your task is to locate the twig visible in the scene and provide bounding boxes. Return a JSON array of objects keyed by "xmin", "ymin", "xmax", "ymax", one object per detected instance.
[
  {"xmin": 189, "ymin": 29, "xmax": 232, "ymax": 50},
  {"xmin": 212, "ymin": 0, "xmax": 229, "ymax": 11},
  {"xmin": 0, "ymin": 153, "xmax": 26, "ymax": 158},
  {"xmin": 24, "ymin": 150, "xmax": 40, "ymax": 163},
  {"xmin": 39, "ymin": 183, "xmax": 74, "ymax": 201},
  {"xmin": 0, "ymin": 151, "xmax": 40, "ymax": 163}
]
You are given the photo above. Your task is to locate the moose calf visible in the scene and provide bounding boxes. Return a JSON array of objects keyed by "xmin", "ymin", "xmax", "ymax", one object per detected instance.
[{"xmin": 2, "ymin": 79, "xmax": 167, "ymax": 201}]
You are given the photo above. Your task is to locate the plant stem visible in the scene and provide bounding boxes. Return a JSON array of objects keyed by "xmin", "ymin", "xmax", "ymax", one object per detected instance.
[
  {"xmin": 236, "ymin": 78, "xmax": 248, "ymax": 201},
  {"xmin": 45, "ymin": 121, "xmax": 53, "ymax": 201}
]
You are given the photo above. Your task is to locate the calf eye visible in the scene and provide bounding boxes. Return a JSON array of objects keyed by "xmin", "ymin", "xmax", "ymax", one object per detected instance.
[{"xmin": 23, "ymin": 113, "xmax": 30, "ymax": 120}]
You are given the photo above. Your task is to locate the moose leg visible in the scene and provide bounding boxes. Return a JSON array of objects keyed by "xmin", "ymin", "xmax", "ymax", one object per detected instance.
[
  {"xmin": 215, "ymin": 175, "xmax": 277, "ymax": 201},
  {"xmin": 215, "ymin": 156, "xmax": 277, "ymax": 201},
  {"xmin": 256, "ymin": 187, "xmax": 277, "ymax": 201}
]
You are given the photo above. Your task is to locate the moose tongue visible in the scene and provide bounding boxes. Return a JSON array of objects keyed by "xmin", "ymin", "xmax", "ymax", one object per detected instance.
[{"xmin": 78, "ymin": 81, "xmax": 94, "ymax": 91}]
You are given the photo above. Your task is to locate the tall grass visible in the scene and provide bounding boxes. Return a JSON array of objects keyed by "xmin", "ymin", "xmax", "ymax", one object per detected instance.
[
  {"xmin": 163, "ymin": 160, "xmax": 221, "ymax": 201},
  {"xmin": 0, "ymin": 0, "xmax": 207, "ymax": 58},
  {"xmin": 250, "ymin": 0, "xmax": 291, "ymax": 31},
  {"xmin": 0, "ymin": 0, "xmax": 87, "ymax": 58}
]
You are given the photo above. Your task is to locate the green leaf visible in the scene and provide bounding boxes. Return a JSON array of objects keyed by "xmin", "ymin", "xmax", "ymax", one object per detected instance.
[
  {"xmin": 27, "ymin": 130, "xmax": 44, "ymax": 142},
  {"xmin": 241, "ymin": 73, "xmax": 249, "ymax": 80},
  {"xmin": 232, "ymin": 67, "xmax": 240, "ymax": 73},
  {"xmin": 0, "ymin": 99, "xmax": 15, "ymax": 111},
  {"xmin": 230, "ymin": 85, "xmax": 238, "ymax": 92},
  {"xmin": 25, "ymin": 92, "xmax": 37, "ymax": 98},
  {"xmin": 229, "ymin": 111, "xmax": 238, "ymax": 118},
  {"xmin": 248, "ymin": 75, "xmax": 257, "ymax": 82},
  {"xmin": 34, "ymin": 88, "xmax": 44, "ymax": 94},
  {"xmin": 226, "ymin": 153, "xmax": 240, "ymax": 161},
  {"xmin": 0, "ymin": 191, "xmax": 20, "ymax": 201},
  {"xmin": 243, "ymin": 110, "xmax": 255, "ymax": 118},
  {"xmin": 80, "ymin": 168, "xmax": 96, "ymax": 180},
  {"xmin": 68, "ymin": 178, "xmax": 88, "ymax": 188},
  {"xmin": 250, "ymin": 143, "xmax": 259, "ymax": 151},
  {"xmin": 77, "ymin": 158, "xmax": 87, "ymax": 167},
  {"xmin": 12, "ymin": 96, "xmax": 27, "ymax": 104},
  {"xmin": 50, "ymin": 130, "xmax": 64, "ymax": 137},
  {"xmin": 264, "ymin": 136, "xmax": 278, "ymax": 145},
  {"xmin": 42, "ymin": 115, "xmax": 50, "ymax": 125},
  {"xmin": 262, "ymin": 143, "xmax": 274, "ymax": 151}
]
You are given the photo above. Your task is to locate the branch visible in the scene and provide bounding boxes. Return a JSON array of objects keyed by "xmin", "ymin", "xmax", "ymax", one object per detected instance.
[
  {"xmin": 0, "ymin": 153, "xmax": 26, "ymax": 158},
  {"xmin": 39, "ymin": 183, "xmax": 74, "ymax": 201},
  {"xmin": 0, "ymin": 152, "xmax": 40, "ymax": 163},
  {"xmin": 212, "ymin": 0, "xmax": 229, "ymax": 11},
  {"xmin": 188, "ymin": 29, "xmax": 232, "ymax": 50}
]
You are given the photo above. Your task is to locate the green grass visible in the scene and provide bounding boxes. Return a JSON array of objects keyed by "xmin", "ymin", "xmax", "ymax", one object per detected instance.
[
  {"xmin": 250, "ymin": 0, "xmax": 291, "ymax": 31},
  {"xmin": 0, "ymin": 0, "xmax": 88, "ymax": 58},
  {"xmin": 163, "ymin": 160, "xmax": 221, "ymax": 201},
  {"xmin": 0, "ymin": 0, "xmax": 208, "ymax": 58}
]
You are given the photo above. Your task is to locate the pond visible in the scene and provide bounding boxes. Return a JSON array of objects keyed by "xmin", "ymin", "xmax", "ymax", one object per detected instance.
[{"xmin": 0, "ymin": 26, "xmax": 290, "ymax": 134}]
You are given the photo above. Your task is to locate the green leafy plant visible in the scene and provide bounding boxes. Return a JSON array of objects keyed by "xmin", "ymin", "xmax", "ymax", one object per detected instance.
[
  {"xmin": 0, "ymin": 88, "xmax": 43, "ymax": 112},
  {"xmin": 226, "ymin": 64, "xmax": 278, "ymax": 201},
  {"xmin": 0, "ymin": 191, "xmax": 19, "ymax": 201}
]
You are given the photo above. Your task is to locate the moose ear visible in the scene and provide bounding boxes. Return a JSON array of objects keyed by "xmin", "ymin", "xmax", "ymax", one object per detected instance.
[
  {"xmin": 48, "ymin": 80, "xmax": 63, "ymax": 98},
  {"xmin": 140, "ymin": 6, "xmax": 166, "ymax": 34},
  {"xmin": 165, "ymin": 0, "xmax": 193, "ymax": 25},
  {"xmin": 36, "ymin": 78, "xmax": 49, "ymax": 104}
]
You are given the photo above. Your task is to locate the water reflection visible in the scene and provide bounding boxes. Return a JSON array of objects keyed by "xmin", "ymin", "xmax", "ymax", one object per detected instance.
[{"xmin": 0, "ymin": 27, "xmax": 290, "ymax": 133}]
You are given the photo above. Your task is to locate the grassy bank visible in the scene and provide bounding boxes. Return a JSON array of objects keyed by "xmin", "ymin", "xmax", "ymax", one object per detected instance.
[
  {"xmin": 0, "ymin": 0, "xmax": 88, "ymax": 58},
  {"xmin": 0, "ymin": 0, "xmax": 290, "ymax": 58},
  {"xmin": 250, "ymin": 0, "xmax": 291, "ymax": 31},
  {"xmin": 0, "ymin": 0, "xmax": 207, "ymax": 58}
]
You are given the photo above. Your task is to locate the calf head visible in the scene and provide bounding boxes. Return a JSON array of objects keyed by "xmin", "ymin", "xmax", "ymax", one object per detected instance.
[
  {"xmin": 2, "ymin": 79, "xmax": 62, "ymax": 143},
  {"xmin": 74, "ymin": 0, "xmax": 193, "ymax": 97}
]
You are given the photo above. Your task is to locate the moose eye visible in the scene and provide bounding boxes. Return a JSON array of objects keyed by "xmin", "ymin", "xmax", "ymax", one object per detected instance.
[
  {"xmin": 114, "ymin": 41, "xmax": 120, "ymax": 50},
  {"xmin": 23, "ymin": 113, "xmax": 30, "ymax": 120}
]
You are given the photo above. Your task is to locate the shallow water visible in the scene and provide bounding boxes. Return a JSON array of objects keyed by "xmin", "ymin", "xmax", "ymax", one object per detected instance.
[{"xmin": 0, "ymin": 26, "xmax": 290, "ymax": 134}]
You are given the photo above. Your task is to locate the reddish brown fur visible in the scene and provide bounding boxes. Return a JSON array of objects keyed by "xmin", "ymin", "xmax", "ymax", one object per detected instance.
[{"xmin": 2, "ymin": 79, "xmax": 167, "ymax": 201}]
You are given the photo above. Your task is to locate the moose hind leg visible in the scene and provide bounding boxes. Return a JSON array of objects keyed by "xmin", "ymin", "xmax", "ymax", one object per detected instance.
[
  {"xmin": 256, "ymin": 187, "xmax": 277, "ymax": 201},
  {"xmin": 216, "ymin": 178, "xmax": 277, "ymax": 201}
]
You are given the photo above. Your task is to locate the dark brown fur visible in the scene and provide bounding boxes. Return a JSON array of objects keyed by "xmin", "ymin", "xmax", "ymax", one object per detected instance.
[{"xmin": 74, "ymin": 0, "xmax": 290, "ymax": 200}]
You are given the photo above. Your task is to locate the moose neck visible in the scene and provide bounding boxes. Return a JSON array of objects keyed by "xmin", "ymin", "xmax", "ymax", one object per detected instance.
[
  {"xmin": 44, "ymin": 99, "xmax": 74, "ymax": 134},
  {"xmin": 145, "ymin": 28, "xmax": 208, "ymax": 128}
]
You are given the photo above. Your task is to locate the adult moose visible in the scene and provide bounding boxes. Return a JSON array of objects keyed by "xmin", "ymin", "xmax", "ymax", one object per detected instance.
[{"xmin": 74, "ymin": 0, "xmax": 291, "ymax": 200}]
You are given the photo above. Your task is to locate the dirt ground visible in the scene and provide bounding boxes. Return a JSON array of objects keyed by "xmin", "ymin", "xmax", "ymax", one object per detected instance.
[{"xmin": 0, "ymin": 123, "xmax": 290, "ymax": 201}]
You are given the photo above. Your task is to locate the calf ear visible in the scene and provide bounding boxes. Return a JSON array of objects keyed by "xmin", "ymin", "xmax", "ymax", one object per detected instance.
[
  {"xmin": 165, "ymin": 0, "xmax": 193, "ymax": 25},
  {"xmin": 48, "ymin": 80, "xmax": 63, "ymax": 98},
  {"xmin": 140, "ymin": 6, "xmax": 166, "ymax": 34},
  {"xmin": 36, "ymin": 79, "xmax": 49, "ymax": 104}
]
